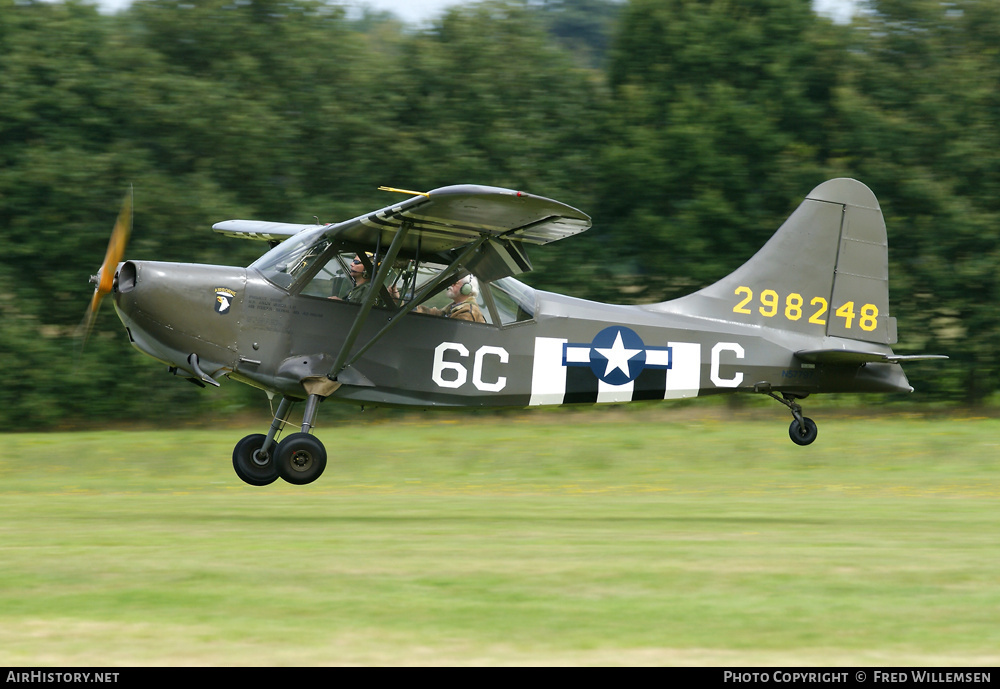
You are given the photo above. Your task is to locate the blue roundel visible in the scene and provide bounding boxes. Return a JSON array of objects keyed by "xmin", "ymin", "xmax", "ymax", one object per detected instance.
[{"xmin": 588, "ymin": 326, "xmax": 647, "ymax": 386}]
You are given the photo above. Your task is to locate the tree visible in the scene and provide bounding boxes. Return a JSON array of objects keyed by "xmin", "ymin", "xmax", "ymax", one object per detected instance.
[
  {"xmin": 833, "ymin": 0, "xmax": 1000, "ymax": 402},
  {"xmin": 532, "ymin": 0, "xmax": 624, "ymax": 68},
  {"xmin": 599, "ymin": 0, "xmax": 846, "ymax": 302}
]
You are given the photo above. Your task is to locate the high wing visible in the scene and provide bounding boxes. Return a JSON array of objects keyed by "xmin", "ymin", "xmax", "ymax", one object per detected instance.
[
  {"xmin": 213, "ymin": 220, "xmax": 325, "ymax": 242},
  {"xmin": 331, "ymin": 184, "xmax": 591, "ymax": 280},
  {"xmin": 338, "ymin": 184, "xmax": 591, "ymax": 250},
  {"xmin": 214, "ymin": 184, "xmax": 591, "ymax": 281}
]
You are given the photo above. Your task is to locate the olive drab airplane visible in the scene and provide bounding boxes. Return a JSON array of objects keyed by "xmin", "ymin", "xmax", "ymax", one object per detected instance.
[{"xmin": 84, "ymin": 179, "xmax": 945, "ymax": 486}]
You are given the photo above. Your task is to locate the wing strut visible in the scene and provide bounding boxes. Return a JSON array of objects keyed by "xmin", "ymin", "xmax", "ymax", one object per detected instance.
[
  {"xmin": 324, "ymin": 221, "xmax": 413, "ymax": 385},
  {"xmin": 326, "ymin": 236, "xmax": 489, "ymax": 383}
]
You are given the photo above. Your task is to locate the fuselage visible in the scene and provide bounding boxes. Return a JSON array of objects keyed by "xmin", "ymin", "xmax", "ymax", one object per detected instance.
[{"xmin": 113, "ymin": 259, "xmax": 912, "ymax": 409}]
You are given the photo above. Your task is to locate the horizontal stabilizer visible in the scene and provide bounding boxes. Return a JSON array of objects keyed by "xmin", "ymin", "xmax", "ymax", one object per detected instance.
[{"xmin": 796, "ymin": 349, "xmax": 948, "ymax": 365}]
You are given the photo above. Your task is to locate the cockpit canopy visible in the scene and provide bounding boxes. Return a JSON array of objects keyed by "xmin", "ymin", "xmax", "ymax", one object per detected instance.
[{"xmin": 249, "ymin": 227, "xmax": 535, "ymax": 325}]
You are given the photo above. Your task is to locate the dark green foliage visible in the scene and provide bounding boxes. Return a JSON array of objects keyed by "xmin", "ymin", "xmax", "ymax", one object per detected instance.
[
  {"xmin": 1, "ymin": 0, "xmax": 997, "ymax": 426},
  {"xmin": 830, "ymin": 0, "xmax": 1000, "ymax": 402},
  {"xmin": 601, "ymin": 0, "xmax": 843, "ymax": 299}
]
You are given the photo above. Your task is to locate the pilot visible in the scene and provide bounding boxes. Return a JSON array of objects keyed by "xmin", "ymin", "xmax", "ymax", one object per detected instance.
[
  {"xmin": 345, "ymin": 253, "xmax": 373, "ymax": 303},
  {"xmin": 415, "ymin": 274, "xmax": 486, "ymax": 323},
  {"xmin": 340, "ymin": 253, "xmax": 398, "ymax": 306}
]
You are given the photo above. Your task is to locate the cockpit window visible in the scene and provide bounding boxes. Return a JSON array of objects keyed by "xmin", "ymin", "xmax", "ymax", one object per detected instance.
[
  {"xmin": 395, "ymin": 260, "xmax": 449, "ymax": 305},
  {"xmin": 486, "ymin": 276, "xmax": 535, "ymax": 324},
  {"xmin": 250, "ymin": 231, "xmax": 535, "ymax": 325},
  {"xmin": 408, "ymin": 268, "xmax": 490, "ymax": 324},
  {"xmin": 300, "ymin": 250, "xmax": 399, "ymax": 309},
  {"xmin": 250, "ymin": 227, "xmax": 331, "ymax": 290},
  {"xmin": 299, "ymin": 251, "xmax": 354, "ymax": 299}
]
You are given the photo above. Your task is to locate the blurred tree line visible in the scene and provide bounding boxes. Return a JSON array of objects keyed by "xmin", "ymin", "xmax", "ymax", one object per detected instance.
[{"xmin": 0, "ymin": 0, "xmax": 997, "ymax": 428}]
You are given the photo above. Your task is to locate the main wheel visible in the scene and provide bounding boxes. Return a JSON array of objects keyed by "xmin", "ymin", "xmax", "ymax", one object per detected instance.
[
  {"xmin": 233, "ymin": 433, "xmax": 279, "ymax": 486},
  {"xmin": 789, "ymin": 417, "xmax": 818, "ymax": 446},
  {"xmin": 276, "ymin": 432, "xmax": 327, "ymax": 485}
]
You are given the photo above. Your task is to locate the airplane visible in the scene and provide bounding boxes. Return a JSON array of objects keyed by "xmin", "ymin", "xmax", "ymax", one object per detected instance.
[{"xmin": 84, "ymin": 178, "xmax": 945, "ymax": 486}]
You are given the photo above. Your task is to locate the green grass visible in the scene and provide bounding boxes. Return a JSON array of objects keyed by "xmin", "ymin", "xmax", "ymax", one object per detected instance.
[{"xmin": 1, "ymin": 408, "xmax": 998, "ymax": 665}]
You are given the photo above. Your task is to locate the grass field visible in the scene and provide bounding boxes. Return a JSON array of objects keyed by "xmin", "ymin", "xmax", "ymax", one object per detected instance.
[{"xmin": 1, "ymin": 407, "xmax": 998, "ymax": 666}]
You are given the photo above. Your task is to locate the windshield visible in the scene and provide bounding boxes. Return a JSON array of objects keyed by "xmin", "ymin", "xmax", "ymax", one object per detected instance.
[{"xmin": 250, "ymin": 226, "xmax": 331, "ymax": 289}]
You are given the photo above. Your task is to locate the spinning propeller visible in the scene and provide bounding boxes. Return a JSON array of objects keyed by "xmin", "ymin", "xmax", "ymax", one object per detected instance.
[{"xmin": 80, "ymin": 187, "xmax": 132, "ymax": 345}]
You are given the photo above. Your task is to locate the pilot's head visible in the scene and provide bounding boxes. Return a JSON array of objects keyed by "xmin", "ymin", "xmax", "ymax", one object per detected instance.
[
  {"xmin": 447, "ymin": 274, "xmax": 476, "ymax": 301},
  {"xmin": 350, "ymin": 253, "xmax": 373, "ymax": 283}
]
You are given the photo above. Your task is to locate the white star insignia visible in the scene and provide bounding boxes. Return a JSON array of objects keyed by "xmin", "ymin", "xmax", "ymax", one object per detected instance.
[{"xmin": 594, "ymin": 330, "xmax": 641, "ymax": 378}]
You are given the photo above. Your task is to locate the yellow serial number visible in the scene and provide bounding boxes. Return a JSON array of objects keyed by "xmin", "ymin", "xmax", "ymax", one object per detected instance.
[{"xmin": 733, "ymin": 286, "xmax": 878, "ymax": 331}]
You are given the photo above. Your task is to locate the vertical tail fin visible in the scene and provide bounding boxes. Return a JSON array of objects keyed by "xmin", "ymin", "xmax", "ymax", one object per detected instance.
[{"xmin": 660, "ymin": 178, "xmax": 897, "ymax": 345}]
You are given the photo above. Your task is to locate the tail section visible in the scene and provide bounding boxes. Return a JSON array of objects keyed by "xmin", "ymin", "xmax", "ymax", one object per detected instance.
[{"xmin": 661, "ymin": 178, "xmax": 896, "ymax": 345}]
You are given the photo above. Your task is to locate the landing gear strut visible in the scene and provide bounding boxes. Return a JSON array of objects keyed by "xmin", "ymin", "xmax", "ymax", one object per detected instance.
[
  {"xmin": 232, "ymin": 394, "xmax": 327, "ymax": 486},
  {"xmin": 760, "ymin": 389, "xmax": 818, "ymax": 446}
]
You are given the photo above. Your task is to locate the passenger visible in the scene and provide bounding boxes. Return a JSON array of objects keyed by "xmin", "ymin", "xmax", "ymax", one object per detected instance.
[{"xmin": 415, "ymin": 274, "xmax": 486, "ymax": 323}]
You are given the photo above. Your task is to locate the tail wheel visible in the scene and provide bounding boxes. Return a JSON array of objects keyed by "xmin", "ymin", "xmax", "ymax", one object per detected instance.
[
  {"xmin": 233, "ymin": 433, "xmax": 279, "ymax": 486},
  {"xmin": 276, "ymin": 432, "xmax": 327, "ymax": 485},
  {"xmin": 789, "ymin": 417, "xmax": 818, "ymax": 446}
]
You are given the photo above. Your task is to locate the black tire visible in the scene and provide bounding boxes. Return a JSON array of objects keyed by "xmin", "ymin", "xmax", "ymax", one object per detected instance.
[
  {"xmin": 276, "ymin": 432, "xmax": 327, "ymax": 485},
  {"xmin": 232, "ymin": 433, "xmax": 279, "ymax": 486},
  {"xmin": 789, "ymin": 417, "xmax": 818, "ymax": 446}
]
